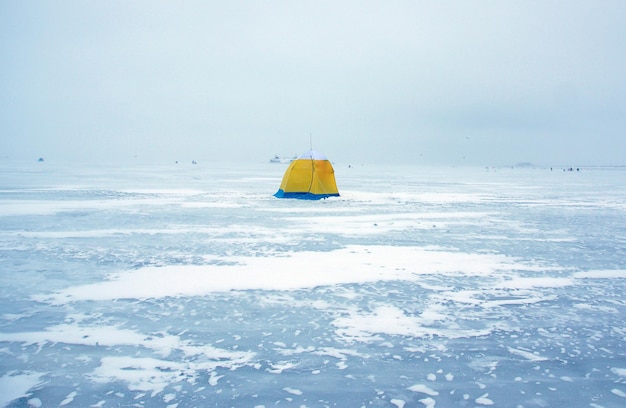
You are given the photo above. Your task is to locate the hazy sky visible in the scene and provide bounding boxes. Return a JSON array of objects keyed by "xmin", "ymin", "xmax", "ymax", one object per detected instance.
[{"xmin": 2, "ymin": 1, "xmax": 625, "ymax": 166}]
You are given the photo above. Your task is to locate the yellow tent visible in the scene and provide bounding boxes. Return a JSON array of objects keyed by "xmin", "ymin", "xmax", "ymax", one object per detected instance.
[{"xmin": 274, "ymin": 150, "xmax": 340, "ymax": 199}]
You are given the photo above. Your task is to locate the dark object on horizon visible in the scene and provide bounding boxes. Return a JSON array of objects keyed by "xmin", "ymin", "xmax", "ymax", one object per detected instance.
[{"xmin": 37, "ymin": 157, "xmax": 44, "ymax": 162}]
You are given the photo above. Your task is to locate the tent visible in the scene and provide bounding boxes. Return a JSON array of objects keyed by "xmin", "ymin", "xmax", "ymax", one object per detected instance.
[{"xmin": 274, "ymin": 150, "xmax": 340, "ymax": 199}]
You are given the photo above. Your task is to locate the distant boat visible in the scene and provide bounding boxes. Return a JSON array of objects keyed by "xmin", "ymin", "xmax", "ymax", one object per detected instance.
[{"xmin": 270, "ymin": 155, "xmax": 296, "ymax": 164}]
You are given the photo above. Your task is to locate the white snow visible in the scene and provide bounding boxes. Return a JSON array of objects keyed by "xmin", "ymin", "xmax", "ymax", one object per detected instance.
[
  {"xmin": 59, "ymin": 391, "xmax": 77, "ymax": 406},
  {"xmin": 611, "ymin": 388, "xmax": 626, "ymax": 398},
  {"xmin": 266, "ymin": 361, "xmax": 298, "ymax": 374},
  {"xmin": 90, "ymin": 357, "xmax": 186, "ymax": 396},
  {"xmin": 419, "ymin": 397, "xmax": 437, "ymax": 408},
  {"xmin": 208, "ymin": 372, "xmax": 223, "ymax": 386},
  {"xmin": 283, "ymin": 387, "xmax": 303, "ymax": 395},
  {"xmin": 611, "ymin": 367, "xmax": 626, "ymax": 376},
  {"xmin": 0, "ymin": 372, "xmax": 44, "ymax": 408},
  {"xmin": 408, "ymin": 384, "xmax": 439, "ymax": 396},
  {"xmin": 27, "ymin": 398, "xmax": 42, "ymax": 408},
  {"xmin": 390, "ymin": 399, "xmax": 405, "ymax": 408},
  {"xmin": 475, "ymin": 393, "xmax": 494, "ymax": 405},
  {"xmin": 507, "ymin": 347, "xmax": 549, "ymax": 362},
  {"xmin": 573, "ymin": 270, "xmax": 626, "ymax": 279},
  {"xmin": 34, "ymin": 245, "xmax": 529, "ymax": 304}
]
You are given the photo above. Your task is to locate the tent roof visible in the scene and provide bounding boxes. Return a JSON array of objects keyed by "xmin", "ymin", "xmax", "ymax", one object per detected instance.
[{"xmin": 297, "ymin": 150, "xmax": 328, "ymax": 160}]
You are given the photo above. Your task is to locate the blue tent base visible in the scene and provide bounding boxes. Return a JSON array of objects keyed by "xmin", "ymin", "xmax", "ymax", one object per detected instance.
[{"xmin": 274, "ymin": 190, "xmax": 340, "ymax": 200}]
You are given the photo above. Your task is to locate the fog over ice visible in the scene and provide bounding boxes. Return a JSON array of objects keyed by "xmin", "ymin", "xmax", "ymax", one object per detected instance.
[{"xmin": 2, "ymin": 1, "xmax": 626, "ymax": 166}]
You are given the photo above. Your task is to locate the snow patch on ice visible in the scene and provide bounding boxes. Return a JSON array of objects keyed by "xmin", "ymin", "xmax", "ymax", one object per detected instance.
[
  {"xmin": 0, "ymin": 323, "xmax": 254, "ymax": 397},
  {"xmin": 611, "ymin": 367, "xmax": 626, "ymax": 377},
  {"xmin": 419, "ymin": 397, "xmax": 436, "ymax": 408},
  {"xmin": 288, "ymin": 211, "xmax": 491, "ymax": 236},
  {"xmin": 507, "ymin": 347, "xmax": 549, "ymax": 361},
  {"xmin": 59, "ymin": 391, "xmax": 77, "ymax": 406},
  {"xmin": 611, "ymin": 388, "xmax": 626, "ymax": 398},
  {"xmin": 0, "ymin": 324, "xmax": 253, "ymax": 364},
  {"xmin": 0, "ymin": 196, "xmax": 185, "ymax": 217},
  {"xmin": 27, "ymin": 398, "xmax": 42, "ymax": 407},
  {"xmin": 573, "ymin": 270, "xmax": 626, "ymax": 279},
  {"xmin": 390, "ymin": 399, "xmax": 405, "ymax": 408},
  {"xmin": 266, "ymin": 361, "xmax": 298, "ymax": 374},
  {"xmin": 34, "ymin": 245, "xmax": 529, "ymax": 304},
  {"xmin": 283, "ymin": 387, "xmax": 302, "ymax": 395},
  {"xmin": 476, "ymin": 393, "xmax": 494, "ymax": 405},
  {"xmin": 208, "ymin": 372, "xmax": 223, "ymax": 386},
  {"xmin": 90, "ymin": 357, "xmax": 186, "ymax": 396},
  {"xmin": 408, "ymin": 383, "xmax": 439, "ymax": 396},
  {"xmin": 89, "ymin": 352, "xmax": 251, "ymax": 397},
  {"xmin": 0, "ymin": 372, "xmax": 44, "ymax": 408},
  {"xmin": 333, "ymin": 304, "xmax": 492, "ymax": 342}
]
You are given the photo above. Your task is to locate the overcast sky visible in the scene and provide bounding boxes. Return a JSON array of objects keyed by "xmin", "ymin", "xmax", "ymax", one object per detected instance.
[{"xmin": 2, "ymin": 1, "xmax": 625, "ymax": 166}]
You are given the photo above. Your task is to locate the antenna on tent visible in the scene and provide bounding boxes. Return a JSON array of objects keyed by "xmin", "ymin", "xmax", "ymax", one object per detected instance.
[{"xmin": 309, "ymin": 133, "xmax": 312, "ymax": 151}]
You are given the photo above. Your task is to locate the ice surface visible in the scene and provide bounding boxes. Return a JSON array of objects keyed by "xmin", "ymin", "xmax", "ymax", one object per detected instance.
[{"xmin": 1, "ymin": 161, "xmax": 626, "ymax": 407}]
